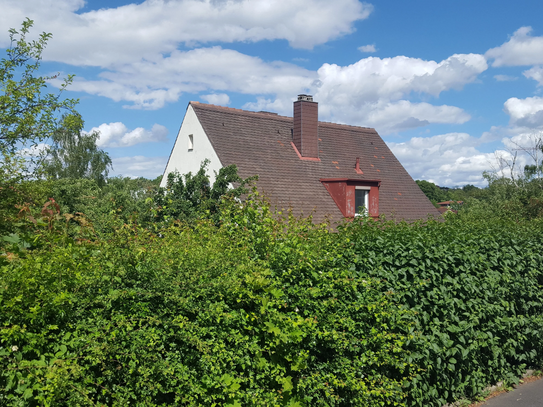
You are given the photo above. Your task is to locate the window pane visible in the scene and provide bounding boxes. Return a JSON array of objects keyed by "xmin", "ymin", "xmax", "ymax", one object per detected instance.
[{"xmin": 355, "ymin": 189, "xmax": 367, "ymax": 213}]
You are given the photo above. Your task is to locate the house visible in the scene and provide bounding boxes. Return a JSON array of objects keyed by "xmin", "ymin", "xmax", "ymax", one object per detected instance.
[
  {"xmin": 437, "ymin": 200, "xmax": 463, "ymax": 208},
  {"xmin": 161, "ymin": 95, "xmax": 440, "ymax": 223},
  {"xmin": 436, "ymin": 200, "xmax": 463, "ymax": 215}
]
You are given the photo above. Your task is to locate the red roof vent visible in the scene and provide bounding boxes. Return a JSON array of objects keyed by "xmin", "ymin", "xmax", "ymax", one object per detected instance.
[{"xmin": 355, "ymin": 157, "xmax": 363, "ymax": 174}]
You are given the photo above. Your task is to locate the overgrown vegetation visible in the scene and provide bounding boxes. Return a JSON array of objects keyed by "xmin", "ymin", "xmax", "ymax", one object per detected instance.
[
  {"xmin": 2, "ymin": 18, "xmax": 543, "ymax": 407},
  {"xmin": 1, "ymin": 190, "xmax": 542, "ymax": 406},
  {"xmin": 416, "ymin": 161, "xmax": 543, "ymax": 221}
]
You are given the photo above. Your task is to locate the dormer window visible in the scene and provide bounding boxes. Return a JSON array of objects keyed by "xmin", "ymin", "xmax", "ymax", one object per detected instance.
[
  {"xmin": 355, "ymin": 186, "xmax": 370, "ymax": 215},
  {"xmin": 320, "ymin": 178, "xmax": 381, "ymax": 218},
  {"xmin": 188, "ymin": 134, "xmax": 194, "ymax": 151}
]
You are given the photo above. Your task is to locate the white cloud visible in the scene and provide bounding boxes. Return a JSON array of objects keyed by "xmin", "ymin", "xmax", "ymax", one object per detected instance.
[
  {"xmin": 243, "ymin": 97, "xmax": 297, "ymax": 116},
  {"xmin": 503, "ymin": 96, "xmax": 543, "ymax": 128},
  {"xmin": 365, "ymin": 101, "xmax": 470, "ymax": 134},
  {"xmin": 111, "ymin": 155, "xmax": 167, "ymax": 179},
  {"xmin": 200, "ymin": 93, "xmax": 231, "ymax": 106},
  {"xmin": 5, "ymin": 0, "xmax": 486, "ymax": 135},
  {"xmin": 502, "ymin": 131, "xmax": 543, "ymax": 151},
  {"xmin": 87, "ymin": 122, "xmax": 169, "ymax": 147},
  {"xmin": 387, "ymin": 133, "xmax": 499, "ymax": 186},
  {"xmin": 486, "ymin": 26, "xmax": 543, "ymax": 67},
  {"xmin": 247, "ymin": 54, "xmax": 484, "ymax": 133},
  {"xmin": 478, "ymin": 98, "xmax": 543, "ymax": 174},
  {"xmin": 315, "ymin": 54, "xmax": 487, "ymax": 102},
  {"xmin": 358, "ymin": 44, "xmax": 376, "ymax": 53},
  {"xmin": 61, "ymin": 51, "xmax": 484, "ymax": 134},
  {"xmin": 56, "ymin": 47, "xmax": 315, "ymax": 110},
  {"xmin": 246, "ymin": 98, "xmax": 469, "ymax": 135},
  {"xmin": 0, "ymin": 0, "xmax": 373, "ymax": 67},
  {"xmin": 494, "ymin": 74, "xmax": 518, "ymax": 82},
  {"xmin": 460, "ymin": 97, "xmax": 543, "ymax": 185},
  {"xmin": 523, "ymin": 66, "xmax": 543, "ymax": 86}
]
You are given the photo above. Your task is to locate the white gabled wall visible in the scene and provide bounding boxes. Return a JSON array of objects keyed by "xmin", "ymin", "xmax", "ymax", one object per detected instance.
[{"xmin": 160, "ymin": 104, "xmax": 223, "ymax": 188}]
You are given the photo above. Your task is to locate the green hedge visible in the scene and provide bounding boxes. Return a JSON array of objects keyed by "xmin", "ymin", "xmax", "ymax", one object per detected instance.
[
  {"xmin": 0, "ymin": 203, "xmax": 412, "ymax": 406},
  {"xmin": 340, "ymin": 216, "xmax": 543, "ymax": 406},
  {"xmin": 1, "ymin": 199, "xmax": 542, "ymax": 406}
]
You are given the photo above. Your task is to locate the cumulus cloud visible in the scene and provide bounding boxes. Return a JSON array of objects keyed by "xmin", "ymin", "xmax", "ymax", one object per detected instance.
[
  {"xmin": 486, "ymin": 27, "xmax": 543, "ymax": 67},
  {"xmin": 502, "ymin": 131, "xmax": 543, "ymax": 151},
  {"xmin": 200, "ymin": 93, "xmax": 230, "ymax": 106},
  {"xmin": 479, "ymin": 98, "xmax": 543, "ymax": 168},
  {"xmin": 0, "ymin": 0, "xmax": 373, "ymax": 66},
  {"xmin": 316, "ymin": 99, "xmax": 467, "ymax": 134},
  {"xmin": 56, "ymin": 47, "xmax": 315, "ymax": 110},
  {"xmin": 246, "ymin": 99, "xmax": 469, "ymax": 135},
  {"xmin": 247, "ymin": 54, "xmax": 484, "ymax": 133},
  {"xmin": 470, "ymin": 96, "xmax": 543, "ymax": 183},
  {"xmin": 4, "ymin": 0, "xmax": 488, "ymax": 135},
  {"xmin": 315, "ymin": 54, "xmax": 487, "ymax": 102},
  {"xmin": 387, "ymin": 133, "xmax": 499, "ymax": 186},
  {"xmin": 111, "ymin": 155, "xmax": 167, "ymax": 179},
  {"xmin": 503, "ymin": 96, "xmax": 543, "ymax": 128},
  {"xmin": 358, "ymin": 44, "xmax": 376, "ymax": 53},
  {"xmin": 60, "ymin": 51, "xmax": 484, "ymax": 134},
  {"xmin": 86, "ymin": 122, "xmax": 169, "ymax": 148},
  {"xmin": 17, "ymin": 143, "xmax": 49, "ymax": 158}
]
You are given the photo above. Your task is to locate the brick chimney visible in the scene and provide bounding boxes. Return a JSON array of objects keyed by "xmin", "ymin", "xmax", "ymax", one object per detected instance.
[{"xmin": 293, "ymin": 94, "xmax": 318, "ymax": 159}]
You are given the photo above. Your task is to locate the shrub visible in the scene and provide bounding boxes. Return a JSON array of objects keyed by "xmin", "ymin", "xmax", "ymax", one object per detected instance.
[
  {"xmin": 0, "ymin": 199, "xmax": 414, "ymax": 406},
  {"xmin": 341, "ymin": 216, "xmax": 543, "ymax": 406}
]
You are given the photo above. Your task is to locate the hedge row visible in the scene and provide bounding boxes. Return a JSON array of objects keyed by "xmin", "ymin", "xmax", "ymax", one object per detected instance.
[
  {"xmin": 340, "ymin": 216, "xmax": 543, "ymax": 406},
  {"xmin": 1, "ymin": 200, "xmax": 542, "ymax": 406},
  {"xmin": 0, "ymin": 204, "xmax": 412, "ymax": 406}
]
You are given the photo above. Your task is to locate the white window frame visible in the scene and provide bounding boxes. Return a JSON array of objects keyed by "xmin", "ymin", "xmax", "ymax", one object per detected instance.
[
  {"xmin": 188, "ymin": 134, "xmax": 194, "ymax": 151},
  {"xmin": 355, "ymin": 186, "xmax": 370, "ymax": 216}
]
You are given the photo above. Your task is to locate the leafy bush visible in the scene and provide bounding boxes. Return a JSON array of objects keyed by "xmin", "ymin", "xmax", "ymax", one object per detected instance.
[
  {"xmin": 0, "ymin": 199, "xmax": 414, "ymax": 406},
  {"xmin": 2, "ymin": 192, "xmax": 543, "ymax": 406},
  {"xmin": 340, "ymin": 216, "xmax": 543, "ymax": 406}
]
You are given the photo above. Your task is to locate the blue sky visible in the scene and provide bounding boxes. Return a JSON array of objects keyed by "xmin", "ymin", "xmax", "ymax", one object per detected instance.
[{"xmin": 2, "ymin": 0, "xmax": 543, "ymax": 186}]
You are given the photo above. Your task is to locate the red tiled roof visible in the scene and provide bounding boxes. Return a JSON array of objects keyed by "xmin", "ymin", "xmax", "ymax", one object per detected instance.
[{"xmin": 190, "ymin": 102, "xmax": 440, "ymax": 223}]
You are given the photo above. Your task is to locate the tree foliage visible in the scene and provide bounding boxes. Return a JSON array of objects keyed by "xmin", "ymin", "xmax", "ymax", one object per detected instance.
[
  {"xmin": 0, "ymin": 18, "xmax": 78, "ymax": 156},
  {"xmin": 522, "ymin": 135, "xmax": 543, "ymax": 182},
  {"xmin": 415, "ymin": 180, "xmax": 448, "ymax": 205},
  {"xmin": 153, "ymin": 159, "xmax": 256, "ymax": 223},
  {"xmin": 41, "ymin": 114, "xmax": 112, "ymax": 186}
]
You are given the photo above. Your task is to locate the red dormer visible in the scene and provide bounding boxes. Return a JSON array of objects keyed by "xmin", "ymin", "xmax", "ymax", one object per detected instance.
[{"xmin": 320, "ymin": 178, "xmax": 381, "ymax": 218}]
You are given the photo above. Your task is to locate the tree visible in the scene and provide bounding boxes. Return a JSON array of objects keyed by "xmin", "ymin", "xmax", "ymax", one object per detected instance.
[
  {"xmin": 486, "ymin": 132, "xmax": 543, "ymax": 190},
  {"xmin": 153, "ymin": 160, "xmax": 256, "ymax": 223},
  {"xmin": 0, "ymin": 18, "xmax": 78, "ymax": 157},
  {"xmin": 42, "ymin": 114, "xmax": 112, "ymax": 186},
  {"xmin": 415, "ymin": 180, "xmax": 449, "ymax": 206},
  {"xmin": 522, "ymin": 135, "xmax": 543, "ymax": 183}
]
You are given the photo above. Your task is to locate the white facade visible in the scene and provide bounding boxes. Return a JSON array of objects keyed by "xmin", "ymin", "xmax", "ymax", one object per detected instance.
[{"xmin": 160, "ymin": 104, "xmax": 223, "ymax": 188}]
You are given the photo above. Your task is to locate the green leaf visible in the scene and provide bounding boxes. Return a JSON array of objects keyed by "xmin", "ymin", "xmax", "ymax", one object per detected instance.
[{"xmin": 282, "ymin": 376, "xmax": 294, "ymax": 392}]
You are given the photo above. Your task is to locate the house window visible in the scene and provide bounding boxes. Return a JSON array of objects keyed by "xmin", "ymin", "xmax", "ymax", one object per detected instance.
[
  {"xmin": 188, "ymin": 134, "xmax": 194, "ymax": 151},
  {"xmin": 355, "ymin": 186, "xmax": 370, "ymax": 215}
]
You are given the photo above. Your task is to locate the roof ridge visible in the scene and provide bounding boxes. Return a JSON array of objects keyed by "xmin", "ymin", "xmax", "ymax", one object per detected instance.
[
  {"xmin": 190, "ymin": 101, "xmax": 291, "ymax": 121},
  {"xmin": 190, "ymin": 101, "xmax": 376, "ymax": 131},
  {"xmin": 317, "ymin": 121, "xmax": 374, "ymax": 131}
]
